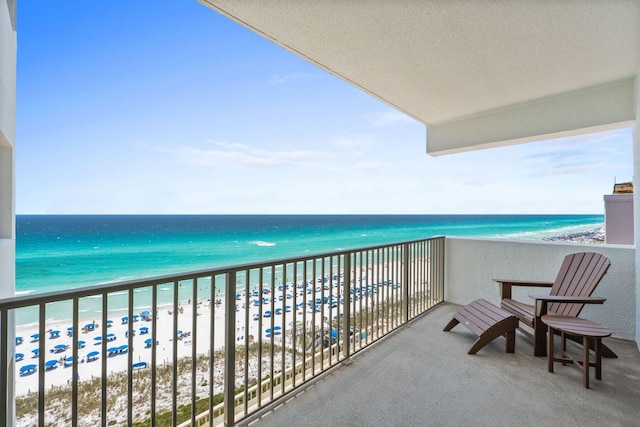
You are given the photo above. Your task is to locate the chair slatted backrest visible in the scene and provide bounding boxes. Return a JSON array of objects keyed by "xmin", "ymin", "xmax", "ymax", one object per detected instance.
[{"xmin": 548, "ymin": 252, "xmax": 611, "ymax": 317}]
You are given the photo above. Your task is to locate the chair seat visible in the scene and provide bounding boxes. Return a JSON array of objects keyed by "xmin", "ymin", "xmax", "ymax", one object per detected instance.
[{"xmin": 501, "ymin": 298, "xmax": 534, "ymax": 327}]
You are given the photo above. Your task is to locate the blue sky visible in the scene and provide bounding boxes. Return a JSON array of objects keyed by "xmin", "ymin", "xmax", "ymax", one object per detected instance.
[{"xmin": 16, "ymin": 1, "xmax": 633, "ymax": 215}]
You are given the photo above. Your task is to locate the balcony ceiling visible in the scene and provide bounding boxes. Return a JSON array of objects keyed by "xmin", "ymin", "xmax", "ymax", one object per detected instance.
[{"xmin": 199, "ymin": 1, "xmax": 640, "ymax": 154}]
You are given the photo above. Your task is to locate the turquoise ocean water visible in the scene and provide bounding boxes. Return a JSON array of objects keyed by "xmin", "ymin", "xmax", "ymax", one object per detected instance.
[
  {"xmin": 13, "ymin": 214, "xmax": 604, "ymax": 326},
  {"xmin": 17, "ymin": 214, "xmax": 603, "ymax": 296}
]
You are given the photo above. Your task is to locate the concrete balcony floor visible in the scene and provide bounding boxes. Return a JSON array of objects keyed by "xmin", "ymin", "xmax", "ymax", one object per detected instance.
[{"xmin": 244, "ymin": 303, "xmax": 640, "ymax": 426}]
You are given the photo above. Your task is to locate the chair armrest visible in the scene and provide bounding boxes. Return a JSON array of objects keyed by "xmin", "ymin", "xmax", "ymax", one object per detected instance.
[
  {"xmin": 494, "ymin": 279, "xmax": 553, "ymax": 299},
  {"xmin": 529, "ymin": 295, "xmax": 606, "ymax": 316}
]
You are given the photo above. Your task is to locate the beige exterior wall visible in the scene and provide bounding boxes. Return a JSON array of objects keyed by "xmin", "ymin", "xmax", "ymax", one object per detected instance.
[
  {"xmin": 604, "ymin": 194, "xmax": 634, "ymax": 245},
  {"xmin": 445, "ymin": 237, "xmax": 636, "ymax": 341}
]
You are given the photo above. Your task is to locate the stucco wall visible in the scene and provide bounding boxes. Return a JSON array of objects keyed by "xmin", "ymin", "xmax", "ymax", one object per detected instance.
[
  {"xmin": 604, "ymin": 194, "xmax": 634, "ymax": 245},
  {"xmin": 444, "ymin": 237, "xmax": 636, "ymax": 342}
]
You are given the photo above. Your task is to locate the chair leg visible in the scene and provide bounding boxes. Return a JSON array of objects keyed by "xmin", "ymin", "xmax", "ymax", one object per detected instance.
[
  {"xmin": 534, "ymin": 318, "xmax": 547, "ymax": 357},
  {"xmin": 443, "ymin": 318, "xmax": 459, "ymax": 332},
  {"xmin": 505, "ymin": 330, "xmax": 515, "ymax": 353},
  {"xmin": 547, "ymin": 325, "xmax": 554, "ymax": 373},
  {"xmin": 583, "ymin": 336, "xmax": 590, "ymax": 388},
  {"xmin": 595, "ymin": 338, "xmax": 602, "ymax": 380}
]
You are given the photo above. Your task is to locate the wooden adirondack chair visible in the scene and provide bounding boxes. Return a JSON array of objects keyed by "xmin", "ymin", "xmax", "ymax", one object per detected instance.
[{"xmin": 495, "ymin": 252, "xmax": 613, "ymax": 357}]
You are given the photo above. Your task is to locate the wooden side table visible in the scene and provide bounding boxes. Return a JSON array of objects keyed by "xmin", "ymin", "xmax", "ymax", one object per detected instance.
[{"xmin": 541, "ymin": 315, "xmax": 611, "ymax": 388}]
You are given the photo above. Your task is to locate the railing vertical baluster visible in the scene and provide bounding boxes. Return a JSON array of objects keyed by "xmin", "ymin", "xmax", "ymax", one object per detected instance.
[
  {"xmin": 71, "ymin": 298, "xmax": 79, "ymax": 427},
  {"xmin": 0, "ymin": 308, "xmax": 8, "ymax": 427},
  {"xmin": 127, "ymin": 288, "xmax": 134, "ymax": 426},
  {"xmin": 38, "ymin": 303, "xmax": 45, "ymax": 427},
  {"xmin": 151, "ymin": 284, "xmax": 158, "ymax": 427},
  {"xmin": 257, "ymin": 268, "xmax": 263, "ymax": 408},
  {"xmin": 243, "ymin": 270, "xmax": 250, "ymax": 415},
  {"xmin": 208, "ymin": 276, "xmax": 215, "ymax": 424},
  {"xmin": 432, "ymin": 239, "xmax": 437, "ymax": 302},
  {"xmin": 403, "ymin": 243, "xmax": 410, "ymax": 324},
  {"xmin": 192, "ymin": 278, "xmax": 198, "ymax": 426},
  {"xmin": 101, "ymin": 293, "xmax": 108, "ymax": 427},
  {"xmin": 343, "ymin": 252, "xmax": 351, "ymax": 359},
  {"xmin": 224, "ymin": 271, "xmax": 237, "ymax": 427},
  {"xmin": 384, "ymin": 247, "xmax": 388, "ymax": 332},
  {"xmin": 172, "ymin": 281, "xmax": 179, "ymax": 427}
]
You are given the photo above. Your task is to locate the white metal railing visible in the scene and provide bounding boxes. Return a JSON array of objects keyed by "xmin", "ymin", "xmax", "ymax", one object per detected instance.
[{"xmin": 1, "ymin": 236, "xmax": 444, "ymax": 426}]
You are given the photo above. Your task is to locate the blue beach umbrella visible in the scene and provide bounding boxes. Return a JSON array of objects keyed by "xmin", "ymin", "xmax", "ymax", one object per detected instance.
[
  {"xmin": 106, "ymin": 333, "xmax": 116, "ymax": 341},
  {"xmin": 132, "ymin": 314, "xmax": 139, "ymax": 322},
  {"xmin": 67, "ymin": 327, "xmax": 73, "ymax": 336},
  {"xmin": 132, "ymin": 361, "xmax": 148, "ymax": 369},
  {"xmin": 106, "ymin": 319, "xmax": 113, "ymax": 327},
  {"xmin": 139, "ymin": 327, "xmax": 149, "ymax": 334},
  {"xmin": 140, "ymin": 311, "xmax": 150, "ymax": 320},
  {"xmin": 93, "ymin": 336, "xmax": 102, "ymax": 343},
  {"xmin": 15, "ymin": 336, "xmax": 23, "ymax": 345},
  {"xmin": 121, "ymin": 316, "xmax": 128, "ymax": 324},
  {"xmin": 20, "ymin": 364, "xmax": 37, "ymax": 375},
  {"xmin": 107, "ymin": 347, "xmax": 119, "ymax": 356},
  {"xmin": 31, "ymin": 348, "xmax": 39, "ymax": 357},
  {"xmin": 78, "ymin": 340, "xmax": 86, "ymax": 348},
  {"xmin": 51, "ymin": 344, "xmax": 67, "ymax": 353},
  {"xmin": 86, "ymin": 351, "xmax": 99, "ymax": 361},
  {"xmin": 118, "ymin": 345, "xmax": 128, "ymax": 354},
  {"xmin": 15, "ymin": 353, "xmax": 24, "ymax": 361},
  {"xmin": 30, "ymin": 333, "xmax": 39, "ymax": 342},
  {"xmin": 45, "ymin": 360, "xmax": 58, "ymax": 370},
  {"xmin": 49, "ymin": 330, "xmax": 60, "ymax": 339}
]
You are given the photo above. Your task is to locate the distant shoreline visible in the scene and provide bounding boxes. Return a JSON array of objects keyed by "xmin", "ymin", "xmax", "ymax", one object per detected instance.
[{"xmin": 541, "ymin": 226, "xmax": 605, "ymax": 244}]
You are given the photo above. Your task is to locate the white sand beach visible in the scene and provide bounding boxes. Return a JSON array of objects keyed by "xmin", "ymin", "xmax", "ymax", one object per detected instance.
[{"xmin": 13, "ymin": 273, "xmax": 367, "ymax": 397}]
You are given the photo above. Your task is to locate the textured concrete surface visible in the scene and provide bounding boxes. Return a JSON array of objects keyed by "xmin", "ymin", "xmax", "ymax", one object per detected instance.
[{"xmin": 243, "ymin": 303, "xmax": 640, "ymax": 426}]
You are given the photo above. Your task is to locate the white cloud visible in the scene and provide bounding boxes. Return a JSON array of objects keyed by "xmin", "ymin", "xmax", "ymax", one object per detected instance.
[
  {"xmin": 268, "ymin": 72, "xmax": 315, "ymax": 85},
  {"xmin": 366, "ymin": 110, "xmax": 416, "ymax": 127},
  {"xmin": 351, "ymin": 161, "xmax": 385, "ymax": 171},
  {"xmin": 333, "ymin": 134, "xmax": 374, "ymax": 149},
  {"xmin": 156, "ymin": 142, "xmax": 333, "ymax": 168}
]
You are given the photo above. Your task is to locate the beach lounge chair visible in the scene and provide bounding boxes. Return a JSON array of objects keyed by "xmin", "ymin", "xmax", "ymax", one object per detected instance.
[{"xmin": 496, "ymin": 252, "xmax": 612, "ymax": 357}]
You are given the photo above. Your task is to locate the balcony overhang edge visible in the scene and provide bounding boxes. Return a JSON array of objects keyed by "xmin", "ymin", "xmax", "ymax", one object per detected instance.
[{"xmin": 426, "ymin": 79, "xmax": 636, "ymax": 156}]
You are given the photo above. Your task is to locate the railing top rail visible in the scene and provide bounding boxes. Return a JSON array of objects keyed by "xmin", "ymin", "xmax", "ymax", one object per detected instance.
[{"xmin": 0, "ymin": 236, "xmax": 444, "ymax": 310}]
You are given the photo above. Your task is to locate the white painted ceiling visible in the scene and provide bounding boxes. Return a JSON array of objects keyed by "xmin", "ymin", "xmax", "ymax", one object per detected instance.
[{"xmin": 200, "ymin": 1, "xmax": 639, "ymax": 128}]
